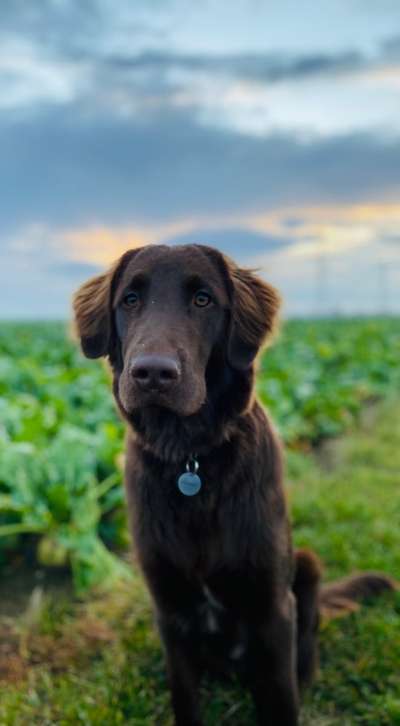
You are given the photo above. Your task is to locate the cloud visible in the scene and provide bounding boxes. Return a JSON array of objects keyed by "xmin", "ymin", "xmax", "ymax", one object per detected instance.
[
  {"xmin": 1, "ymin": 105, "xmax": 400, "ymax": 235},
  {"xmin": 103, "ymin": 48, "xmax": 365, "ymax": 84},
  {"xmin": 0, "ymin": 222, "xmax": 94, "ymax": 318},
  {"xmin": 2, "ymin": 201, "xmax": 399, "ymax": 318},
  {"xmin": 381, "ymin": 233, "xmax": 400, "ymax": 246},
  {"xmin": 0, "ymin": 1, "xmax": 159, "ymax": 60},
  {"xmin": 0, "ymin": 0, "xmax": 379, "ymax": 121},
  {"xmin": 47, "ymin": 261, "xmax": 102, "ymax": 277},
  {"xmin": 62, "ymin": 226, "xmax": 149, "ymax": 266},
  {"xmin": 381, "ymin": 34, "xmax": 400, "ymax": 58},
  {"xmin": 2, "ymin": 2, "xmax": 399, "ymax": 141},
  {"xmin": 162, "ymin": 226, "xmax": 291, "ymax": 262}
]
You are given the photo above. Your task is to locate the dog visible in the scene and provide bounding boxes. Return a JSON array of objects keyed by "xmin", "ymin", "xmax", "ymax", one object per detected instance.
[{"xmin": 73, "ymin": 244, "xmax": 396, "ymax": 726}]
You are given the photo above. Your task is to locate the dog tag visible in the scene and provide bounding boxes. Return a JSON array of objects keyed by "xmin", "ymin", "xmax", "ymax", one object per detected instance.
[
  {"xmin": 177, "ymin": 456, "xmax": 202, "ymax": 496},
  {"xmin": 177, "ymin": 471, "xmax": 202, "ymax": 496}
]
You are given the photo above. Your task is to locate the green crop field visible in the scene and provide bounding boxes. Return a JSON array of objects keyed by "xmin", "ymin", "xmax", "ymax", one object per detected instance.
[{"xmin": 0, "ymin": 318, "xmax": 399, "ymax": 725}]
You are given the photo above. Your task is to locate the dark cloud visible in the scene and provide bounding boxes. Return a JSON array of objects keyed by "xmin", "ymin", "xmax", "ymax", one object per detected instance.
[
  {"xmin": 0, "ymin": 0, "xmax": 165, "ymax": 63},
  {"xmin": 0, "ymin": 1, "xmax": 101, "ymax": 53},
  {"xmin": 1, "ymin": 106, "xmax": 400, "ymax": 233},
  {"xmin": 280, "ymin": 216, "xmax": 306, "ymax": 229},
  {"xmin": 162, "ymin": 227, "xmax": 291, "ymax": 261},
  {"xmin": 0, "ymin": 1, "xmax": 363, "ymax": 80},
  {"xmin": 103, "ymin": 49, "xmax": 364, "ymax": 85},
  {"xmin": 2, "ymin": 0, "xmax": 399, "ymax": 131},
  {"xmin": 49, "ymin": 48, "xmax": 367, "ymax": 123},
  {"xmin": 381, "ymin": 34, "xmax": 400, "ymax": 58},
  {"xmin": 0, "ymin": 0, "xmax": 369, "ymax": 107}
]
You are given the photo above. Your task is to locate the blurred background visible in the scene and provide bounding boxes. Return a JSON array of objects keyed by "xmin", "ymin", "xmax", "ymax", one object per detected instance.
[
  {"xmin": 1, "ymin": 3, "xmax": 399, "ymax": 724},
  {"xmin": 1, "ymin": 0, "xmax": 400, "ymax": 318}
]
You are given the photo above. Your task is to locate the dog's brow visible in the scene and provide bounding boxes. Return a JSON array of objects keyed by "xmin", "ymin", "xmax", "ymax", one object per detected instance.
[
  {"xmin": 114, "ymin": 272, "xmax": 149, "ymax": 305},
  {"xmin": 184, "ymin": 274, "xmax": 212, "ymax": 291},
  {"xmin": 127, "ymin": 272, "xmax": 148, "ymax": 288}
]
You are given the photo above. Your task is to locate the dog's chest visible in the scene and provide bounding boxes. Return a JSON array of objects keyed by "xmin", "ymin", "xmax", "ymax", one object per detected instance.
[{"xmin": 144, "ymin": 480, "xmax": 231, "ymax": 572}]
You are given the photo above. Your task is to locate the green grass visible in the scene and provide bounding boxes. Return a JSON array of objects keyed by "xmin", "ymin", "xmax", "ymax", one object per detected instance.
[
  {"xmin": 1, "ymin": 398, "xmax": 399, "ymax": 725},
  {"xmin": 291, "ymin": 398, "xmax": 400, "ymax": 726}
]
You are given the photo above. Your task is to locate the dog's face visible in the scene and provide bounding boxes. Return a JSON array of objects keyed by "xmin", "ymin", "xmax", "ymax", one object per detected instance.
[{"xmin": 73, "ymin": 244, "xmax": 280, "ymax": 418}]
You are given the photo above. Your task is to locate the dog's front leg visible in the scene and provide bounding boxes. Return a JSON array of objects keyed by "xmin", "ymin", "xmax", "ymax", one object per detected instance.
[
  {"xmin": 142, "ymin": 558, "xmax": 204, "ymax": 726},
  {"xmin": 158, "ymin": 614, "xmax": 203, "ymax": 726},
  {"xmin": 248, "ymin": 591, "xmax": 299, "ymax": 726}
]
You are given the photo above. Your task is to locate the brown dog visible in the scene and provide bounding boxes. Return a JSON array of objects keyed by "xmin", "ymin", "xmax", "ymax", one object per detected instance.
[{"xmin": 73, "ymin": 244, "xmax": 396, "ymax": 726}]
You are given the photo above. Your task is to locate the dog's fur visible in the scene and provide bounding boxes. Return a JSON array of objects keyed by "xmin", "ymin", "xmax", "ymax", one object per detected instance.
[{"xmin": 74, "ymin": 244, "xmax": 396, "ymax": 726}]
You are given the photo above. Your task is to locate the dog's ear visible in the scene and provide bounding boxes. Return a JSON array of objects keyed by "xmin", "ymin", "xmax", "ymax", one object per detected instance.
[
  {"xmin": 73, "ymin": 249, "xmax": 141, "ymax": 359},
  {"xmin": 195, "ymin": 245, "xmax": 281, "ymax": 371},
  {"xmin": 228, "ymin": 265, "xmax": 281, "ymax": 370},
  {"xmin": 73, "ymin": 267, "xmax": 116, "ymax": 358}
]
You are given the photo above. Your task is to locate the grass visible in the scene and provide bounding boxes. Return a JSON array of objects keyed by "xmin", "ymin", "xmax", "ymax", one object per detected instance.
[{"xmin": 0, "ymin": 398, "xmax": 399, "ymax": 725}]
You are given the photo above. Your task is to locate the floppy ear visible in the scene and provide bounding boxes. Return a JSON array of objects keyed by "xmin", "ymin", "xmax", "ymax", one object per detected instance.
[
  {"xmin": 73, "ymin": 248, "xmax": 143, "ymax": 358},
  {"xmin": 73, "ymin": 268, "xmax": 115, "ymax": 358},
  {"xmin": 228, "ymin": 265, "xmax": 281, "ymax": 370}
]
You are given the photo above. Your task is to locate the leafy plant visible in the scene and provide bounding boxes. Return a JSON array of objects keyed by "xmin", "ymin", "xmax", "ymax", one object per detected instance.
[
  {"xmin": 257, "ymin": 318, "xmax": 400, "ymax": 445},
  {"xmin": 0, "ymin": 317, "xmax": 399, "ymax": 591},
  {"xmin": 0, "ymin": 322, "xmax": 129, "ymax": 592}
]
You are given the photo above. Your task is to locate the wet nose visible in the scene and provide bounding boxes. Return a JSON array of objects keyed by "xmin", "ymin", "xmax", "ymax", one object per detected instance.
[{"xmin": 130, "ymin": 355, "xmax": 180, "ymax": 392}]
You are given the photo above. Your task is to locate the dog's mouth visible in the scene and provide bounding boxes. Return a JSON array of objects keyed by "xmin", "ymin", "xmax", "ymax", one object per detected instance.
[
  {"xmin": 130, "ymin": 389, "xmax": 176, "ymax": 409},
  {"xmin": 118, "ymin": 382, "xmax": 206, "ymax": 419}
]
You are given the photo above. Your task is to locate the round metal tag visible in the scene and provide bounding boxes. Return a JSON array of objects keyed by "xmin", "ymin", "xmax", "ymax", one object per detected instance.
[{"xmin": 177, "ymin": 472, "xmax": 202, "ymax": 496}]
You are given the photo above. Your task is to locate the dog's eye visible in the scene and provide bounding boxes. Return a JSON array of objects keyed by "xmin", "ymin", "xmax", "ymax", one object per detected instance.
[
  {"xmin": 122, "ymin": 291, "xmax": 139, "ymax": 308},
  {"xmin": 194, "ymin": 291, "xmax": 212, "ymax": 308}
]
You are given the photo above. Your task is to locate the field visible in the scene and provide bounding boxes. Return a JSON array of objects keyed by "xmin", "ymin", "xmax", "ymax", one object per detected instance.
[{"xmin": 0, "ymin": 319, "xmax": 399, "ymax": 724}]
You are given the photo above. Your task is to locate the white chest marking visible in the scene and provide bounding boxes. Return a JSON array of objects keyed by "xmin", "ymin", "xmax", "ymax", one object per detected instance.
[{"xmin": 202, "ymin": 585, "xmax": 224, "ymax": 634}]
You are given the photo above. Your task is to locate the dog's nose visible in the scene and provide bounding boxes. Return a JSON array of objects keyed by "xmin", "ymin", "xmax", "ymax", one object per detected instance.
[{"xmin": 130, "ymin": 355, "xmax": 180, "ymax": 392}]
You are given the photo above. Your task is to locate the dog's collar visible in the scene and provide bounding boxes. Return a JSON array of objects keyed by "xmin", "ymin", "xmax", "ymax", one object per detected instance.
[{"xmin": 177, "ymin": 454, "xmax": 202, "ymax": 496}]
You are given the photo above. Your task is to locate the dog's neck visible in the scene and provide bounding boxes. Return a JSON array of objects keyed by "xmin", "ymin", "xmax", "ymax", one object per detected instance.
[{"xmin": 114, "ymin": 363, "xmax": 255, "ymax": 464}]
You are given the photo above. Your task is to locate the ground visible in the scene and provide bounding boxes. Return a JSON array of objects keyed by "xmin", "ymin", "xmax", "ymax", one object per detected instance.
[{"xmin": 0, "ymin": 398, "xmax": 399, "ymax": 725}]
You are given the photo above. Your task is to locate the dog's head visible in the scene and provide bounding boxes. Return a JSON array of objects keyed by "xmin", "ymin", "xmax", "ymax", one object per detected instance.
[{"xmin": 73, "ymin": 244, "xmax": 280, "ymax": 418}]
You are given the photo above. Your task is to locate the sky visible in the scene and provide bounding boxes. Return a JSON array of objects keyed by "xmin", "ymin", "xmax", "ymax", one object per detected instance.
[{"xmin": 1, "ymin": 0, "xmax": 400, "ymax": 318}]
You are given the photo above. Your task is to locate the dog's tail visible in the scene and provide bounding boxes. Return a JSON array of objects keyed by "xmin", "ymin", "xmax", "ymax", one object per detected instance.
[
  {"xmin": 294, "ymin": 549, "xmax": 398, "ymax": 621},
  {"xmin": 319, "ymin": 571, "xmax": 398, "ymax": 620}
]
